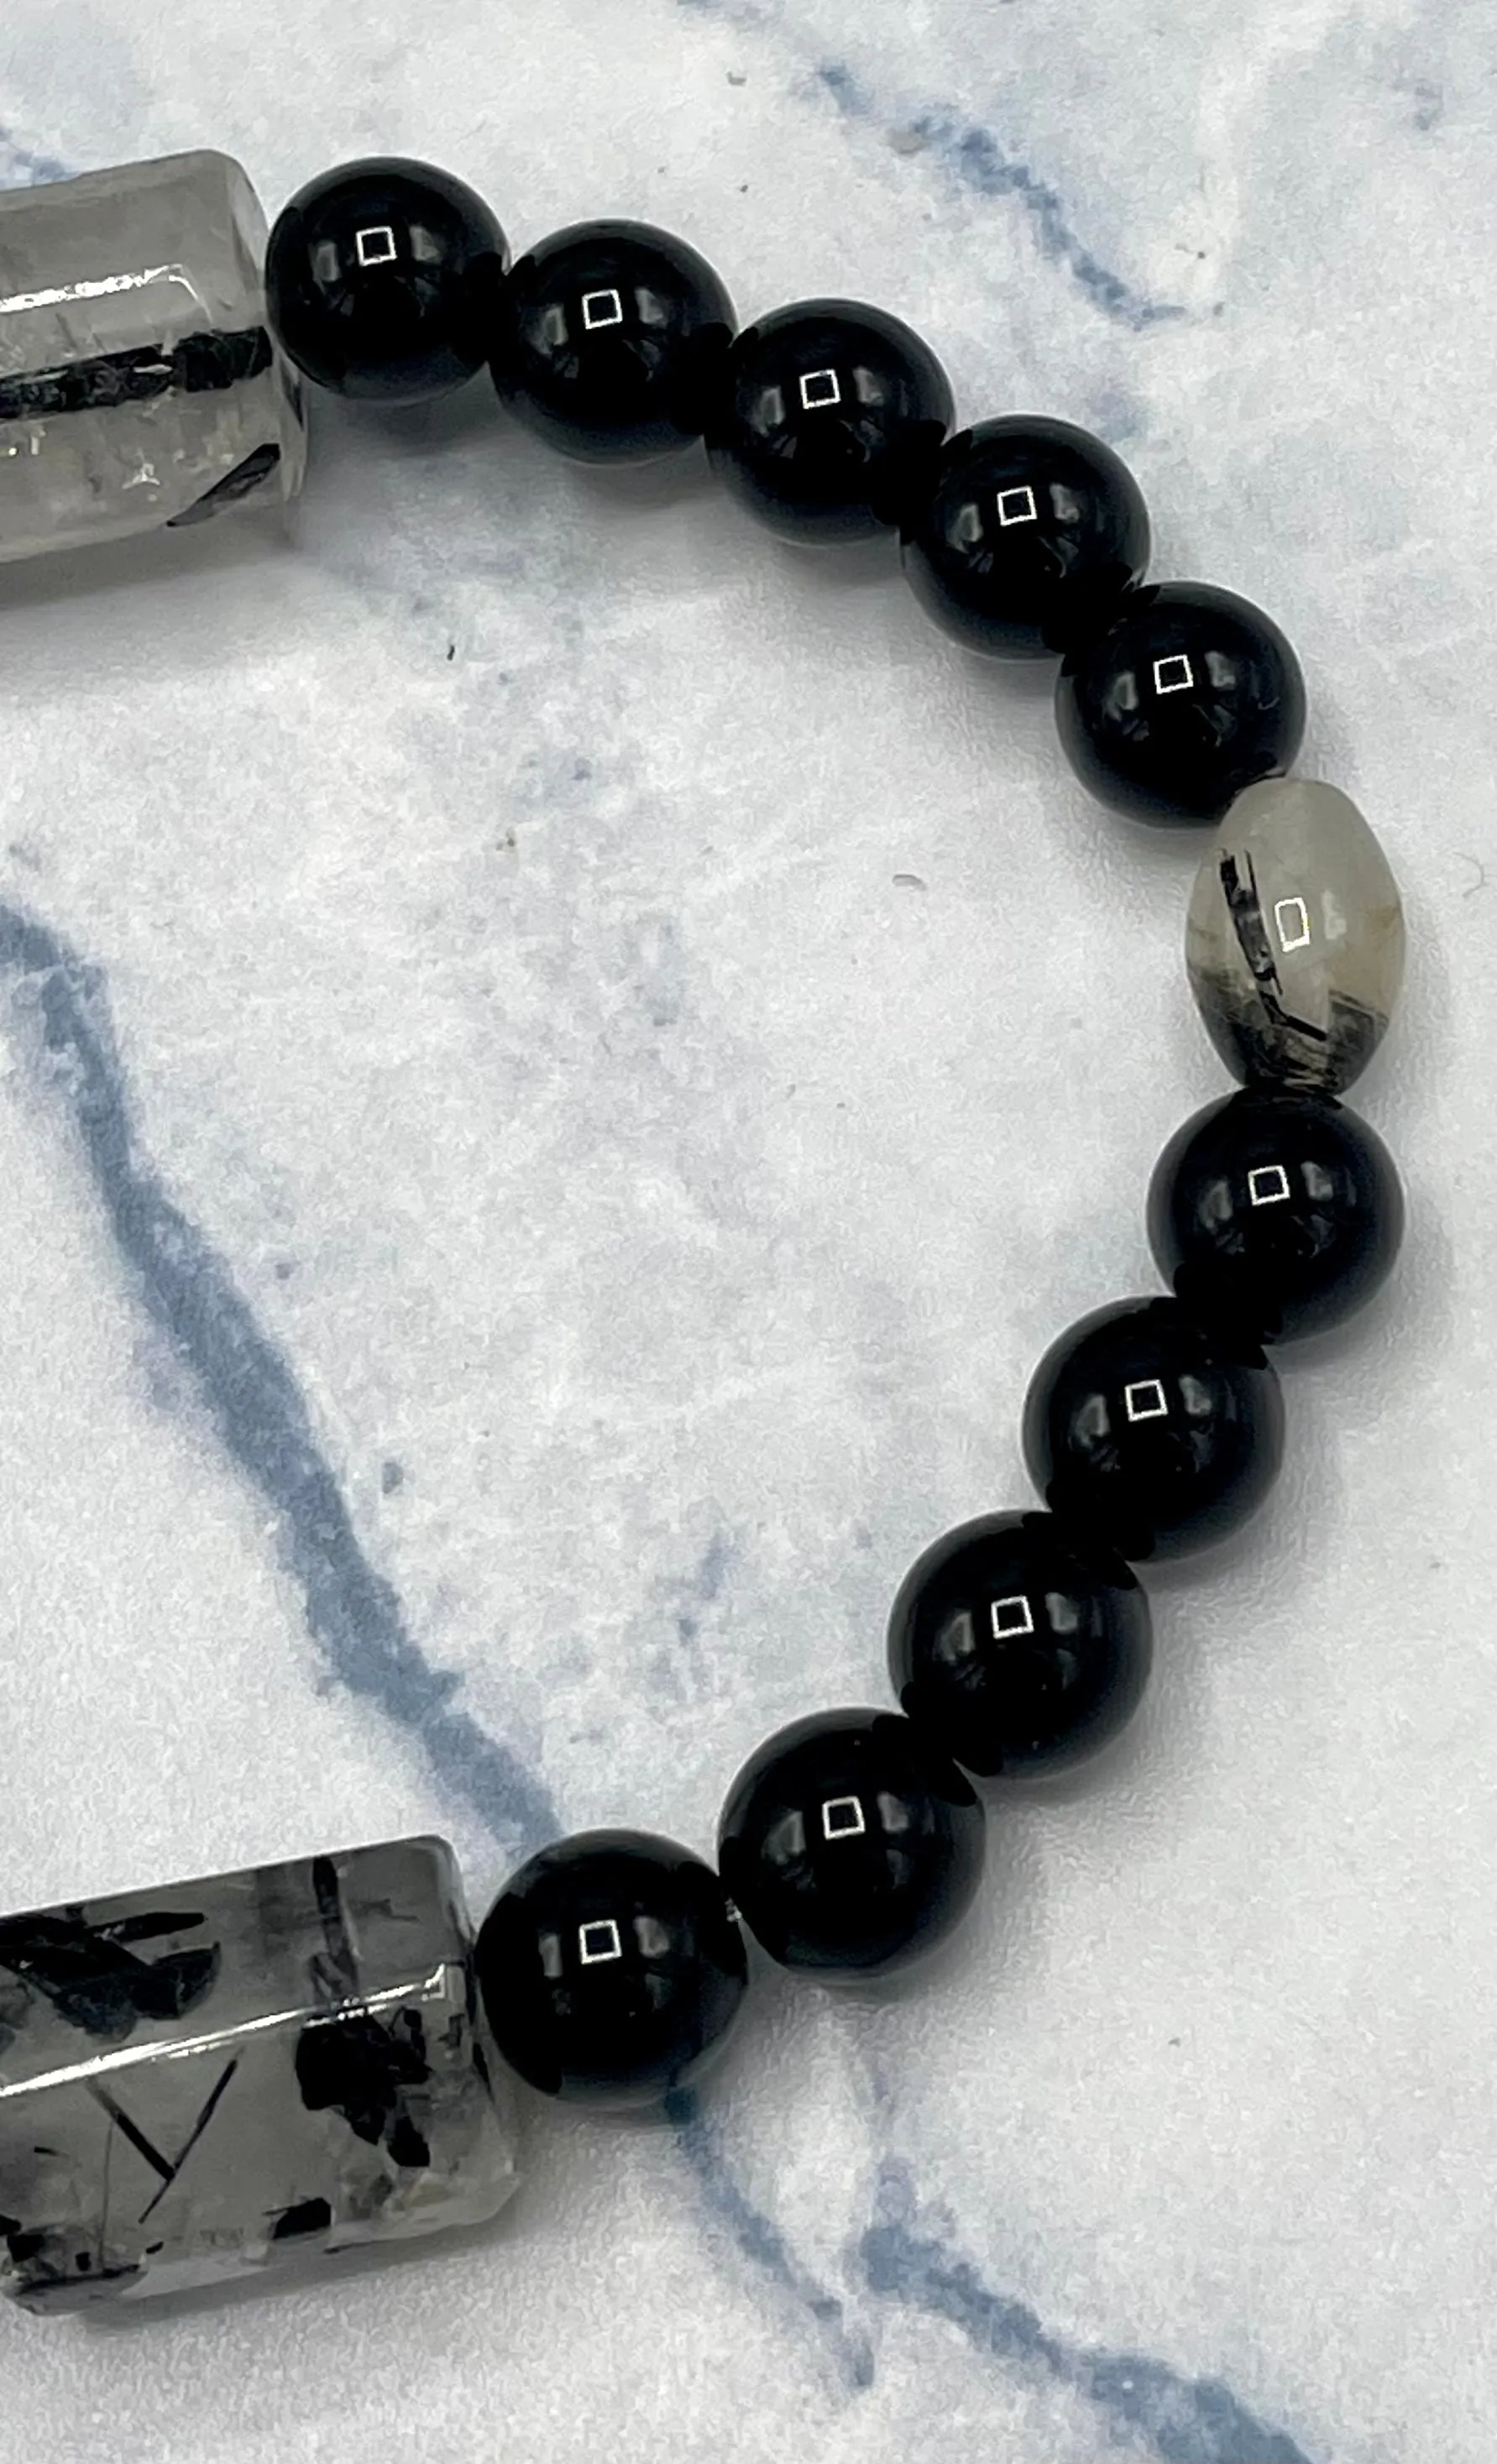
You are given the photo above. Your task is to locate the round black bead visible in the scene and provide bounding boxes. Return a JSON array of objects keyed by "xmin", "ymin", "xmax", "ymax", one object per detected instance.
[
  {"xmin": 704, "ymin": 299, "xmax": 954, "ymax": 544},
  {"xmin": 1054, "ymin": 581, "xmax": 1307, "ymax": 826},
  {"xmin": 492, "ymin": 219, "xmax": 735, "ymax": 464},
  {"xmin": 265, "ymin": 158, "xmax": 507, "ymax": 405},
  {"xmin": 718, "ymin": 1709, "xmax": 984, "ymax": 1977},
  {"xmin": 474, "ymin": 1829, "xmax": 747, "ymax": 2108},
  {"xmin": 1148, "ymin": 1089, "xmax": 1404, "ymax": 1345},
  {"xmin": 901, "ymin": 416, "xmax": 1150, "ymax": 660},
  {"xmin": 888, "ymin": 1510, "xmax": 1152, "ymax": 1776},
  {"xmin": 1022, "ymin": 1297, "xmax": 1285, "ymax": 1562}
]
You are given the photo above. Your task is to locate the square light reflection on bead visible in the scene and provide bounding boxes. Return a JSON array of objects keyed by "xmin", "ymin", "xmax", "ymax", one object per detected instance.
[
  {"xmin": 1124, "ymin": 1378, "xmax": 1170, "ymax": 1423},
  {"xmin": 798, "ymin": 367, "xmax": 842, "ymax": 411},
  {"xmin": 1248, "ymin": 1164, "xmax": 1293, "ymax": 1207},
  {"xmin": 1152, "ymin": 653, "xmax": 1196, "ymax": 696},
  {"xmin": 1274, "ymin": 896, "xmax": 1312, "ymax": 952},
  {"xmin": 990, "ymin": 1593, "xmax": 1036, "ymax": 1640},
  {"xmin": 577, "ymin": 1917, "xmax": 624, "ymax": 1965},
  {"xmin": 996, "ymin": 485, "xmax": 1039, "ymax": 527},
  {"xmin": 821, "ymin": 1796, "xmax": 866, "ymax": 1841},
  {"xmin": 354, "ymin": 224, "xmax": 399, "ymax": 268},
  {"xmin": 581, "ymin": 287, "xmax": 625, "ymax": 331}
]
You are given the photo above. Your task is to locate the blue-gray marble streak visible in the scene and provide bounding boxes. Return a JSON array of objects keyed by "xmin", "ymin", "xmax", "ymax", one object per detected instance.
[
  {"xmin": 861, "ymin": 2161, "xmax": 1312, "ymax": 2464},
  {"xmin": 0, "ymin": 901, "xmax": 557, "ymax": 1864}
]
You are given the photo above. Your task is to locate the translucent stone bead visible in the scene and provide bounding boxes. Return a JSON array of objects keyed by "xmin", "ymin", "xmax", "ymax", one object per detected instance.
[
  {"xmin": 1186, "ymin": 777, "xmax": 1406, "ymax": 1092},
  {"xmin": 0, "ymin": 151, "xmax": 306, "ymax": 563},
  {"xmin": 0, "ymin": 1837, "xmax": 519, "ymax": 2311}
]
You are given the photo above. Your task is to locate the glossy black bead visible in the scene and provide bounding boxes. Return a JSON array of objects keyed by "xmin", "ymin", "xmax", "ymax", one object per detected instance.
[
  {"xmin": 1022, "ymin": 1297, "xmax": 1285, "ymax": 1562},
  {"xmin": 474, "ymin": 1829, "xmax": 747, "ymax": 2108},
  {"xmin": 491, "ymin": 219, "xmax": 735, "ymax": 464},
  {"xmin": 265, "ymin": 158, "xmax": 507, "ymax": 405},
  {"xmin": 1148, "ymin": 1089, "xmax": 1404, "ymax": 1345},
  {"xmin": 901, "ymin": 416, "xmax": 1150, "ymax": 660},
  {"xmin": 888, "ymin": 1510, "xmax": 1152, "ymax": 1776},
  {"xmin": 718, "ymin": 1709, "xmax": 984, "ymax": 1977},
  {"xmin": 704, "ymin": 300, "xmax": 955, "ymax": 544},
  {"xmin": 1054, "ymin": 581, "xmax": 1307, "ymax": 826}
]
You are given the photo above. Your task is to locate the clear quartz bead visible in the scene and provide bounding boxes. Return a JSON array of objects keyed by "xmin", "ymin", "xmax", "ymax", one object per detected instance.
[
  {"xmin": 0, "ymin": 1836, "xmax": 520, "ymax": 2310},
  {"xmin": 1185, "ymin": 777, "xmax": 1405, "ymax": 1093},
  {"xmin": 0, "ymin": 149, "xmax": 306, "ymax": 562}
]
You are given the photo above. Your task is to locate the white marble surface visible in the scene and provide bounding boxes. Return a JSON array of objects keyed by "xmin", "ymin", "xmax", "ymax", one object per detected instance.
[{"xmin": 0, "ymin": 3, "xmax": 1494, "ymax": 2457}]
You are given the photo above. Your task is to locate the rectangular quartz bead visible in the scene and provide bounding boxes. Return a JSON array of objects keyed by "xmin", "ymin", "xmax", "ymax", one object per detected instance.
[
  {"xmin": 0, "ymin": 149, "xmax": 306, "ymax": 562},
  {"xmin": 0, "ymin": 1835, "xmax": 520, "ymax": 2310}
]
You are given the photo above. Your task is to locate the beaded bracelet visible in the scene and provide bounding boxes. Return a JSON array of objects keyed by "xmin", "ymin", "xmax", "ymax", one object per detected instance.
[{"xmin": 0, "ymin": 147, "xmax": 1406, "ymax": 2315}]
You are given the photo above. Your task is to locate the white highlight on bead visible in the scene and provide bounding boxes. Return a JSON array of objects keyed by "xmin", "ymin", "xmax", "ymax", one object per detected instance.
[
  {"xmin": 581, "ymin": 287, "xmax": 625, "ymax": 331},
  {"xmin": 1275, "ymin": 895, "xmax": 1312, "ymax": 952},
  {"xmin": 995, "ymin": 484, "xmax": 1039, "ymax": 527},
  {"xmin": 1152, "ymin": 653, "xmax": 1196, "ymax": 696},
  {"xmin": 354, "ymin": 225, "xmax": 399, "ymax": 268},
  {"xmin": 990, "ymin": 1594, "xmax": 1035, "ymax": 1640},
  {"xmin": 1124, "ymin": 1378, "xmax": 1170, "ymax": 1423},
  {"xmin": 799, "ymin": 367, "xmax": 842, "ymax": 411},
  {"xmin": 821, "ymin": 1795, "xmax": 866, "ymax": 1841},
  {"xmin": 577, "ymin": 1918, "xmax": 623, "ymax": 1965},
  {"xmin": 1248, "ymin": 1164, "xmax": 1293, "ymax": 1208}
]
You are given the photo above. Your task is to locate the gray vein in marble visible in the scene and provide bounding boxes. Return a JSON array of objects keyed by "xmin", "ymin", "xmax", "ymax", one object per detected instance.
[
  {"xmin": 0, "ymin": 901, "xmax": 557, "ymax": 1865},
  {"xmin": 811, "ymin": 59, "xmax": 1186, "ymax": 331},
  {"xmin": 672, "ymin": 2, "xmax": 1186, "ymax": 327},
  {"xmin": 860, "ymin": 2161, "xmax": 1314, "ymax": 2464},
  {"xmin": 668, "ymin": 2090, "xmax": 876, "ymax": 2390},
  {"xmin": 0, "ymin": 128, "xmax": 71, "ymax": 189}
]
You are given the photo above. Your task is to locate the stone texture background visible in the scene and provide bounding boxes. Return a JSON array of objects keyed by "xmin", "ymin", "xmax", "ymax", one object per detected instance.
[{"xmin": 0, "ymin": 3, "xmax": 1493, "ymax": 2457}]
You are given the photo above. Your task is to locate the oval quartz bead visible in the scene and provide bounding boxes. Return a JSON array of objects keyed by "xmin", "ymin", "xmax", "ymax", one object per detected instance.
[{"xmin": 1186, "ymin": 778, "xmax": 1405, "ymax": 1093}]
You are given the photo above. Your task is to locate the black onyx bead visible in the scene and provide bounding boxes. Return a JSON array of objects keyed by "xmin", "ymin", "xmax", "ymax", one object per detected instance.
[
  {"xmin": 1054, "ymin": 581, "xmax": 1307, "ymax": 826},
  {"xmin": 888, "ymin": 1511, "xmax": 1153, "ymax": 1777},
  {"xmin": 265, "ymin": 158, "xmax": 507, "ymax": 405},
  {"xmin": 474, "ymin": 1830, "xmax": 747, "ymax": 2108},
  {"xmin": 1148, "ymin": 1089, "xmax": 1404, "ymax": 1345},
  {"xmin": 492, "ymin": 219, "xmax": 735, "ymax": 464},
  {"xmin": 901, "ymin": 416, "xmax": 1150, "ymax": 660},
  {"xmin": 1022, "ymin": 1297, "xmax": 1285, "ymax": 1562},
  {"xmin": 704, "ymin": 300, "xmax": 955, "ymax": 544},
  {"xmin": 718, "ymin": 1709, "xmax": 984, "ymax": 1978}
]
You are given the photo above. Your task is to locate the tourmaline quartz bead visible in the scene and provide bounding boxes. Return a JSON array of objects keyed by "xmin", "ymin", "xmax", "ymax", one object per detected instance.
[
  {"xmin": 474, "ymin": 1832, "xmax": 747, "ymax": 2109},
  {"xmin": 265, "ymin": 159, "xmax": 507, "ymax": 404},
  {"xmin": 0, "ymin": 1838, "xmax": 519, "ymax": 2311},
  {"xmin": 718, "ymin": 1710, "xmax": 984, "ymax": 1977},
  {"xmin": 888, "ymin": 1512, "xmax": 1153, "ymax": 1776},
  {"xmin": 1022, "ymin": 1297, "xmax": 1285, "ymax": 1562},
  {"xmin": 0, "ymin": 151, "xmax": 306, "ymax": 562},
  {"xmin": 704, "ymin": 300, "xmax": 954, "ymax": 543},
  {"xmin": 901, "ymin": 416, "xmax": 1151, "ymax": 659},
  {"xmin": 1054, "ymin": 581, "xmax": 1307, "ymax": 825},
  {"xmin": 492, "ymin": 220, "xmax": 735, "ymax": 463},
  {"xmin": 1186, "ymin": 777, "xmax": 1406, "ymax": 1093},
  {"xmin": 1148, "ymin": 1089, "xmax": 1405, "ymax": 1344}
]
